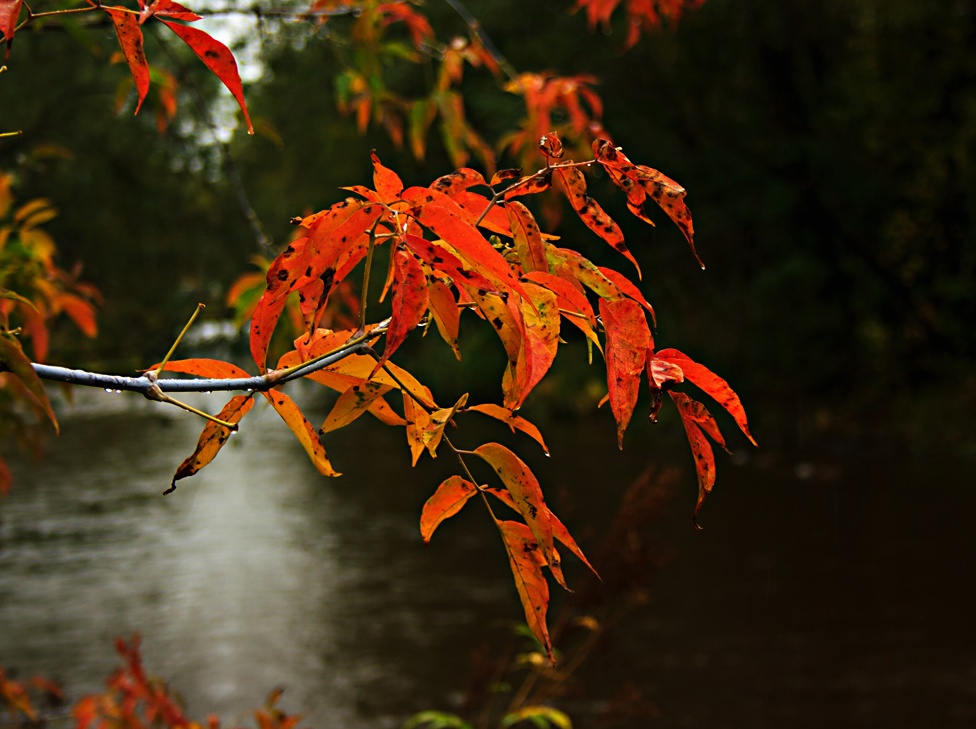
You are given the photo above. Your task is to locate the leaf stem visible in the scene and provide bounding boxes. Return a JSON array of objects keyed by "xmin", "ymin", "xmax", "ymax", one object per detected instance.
[
  {"xmin": 150, "ymin": 303, "xmax": 205, "ymax": 377},
  {"xmin": 358, "ymin": 223, "xmax": 380, "ymax": 332}
]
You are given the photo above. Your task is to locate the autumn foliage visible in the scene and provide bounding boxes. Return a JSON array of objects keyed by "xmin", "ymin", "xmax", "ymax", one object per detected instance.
[{"xmin": 0, "ymin": 0, "xmax": 741, "ymax": 673}]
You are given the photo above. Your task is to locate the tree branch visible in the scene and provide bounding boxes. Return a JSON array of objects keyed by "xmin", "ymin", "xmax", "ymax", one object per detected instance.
[{"xmin": 2, "ymin": 320, "xmax": 389, "ymax": 396}]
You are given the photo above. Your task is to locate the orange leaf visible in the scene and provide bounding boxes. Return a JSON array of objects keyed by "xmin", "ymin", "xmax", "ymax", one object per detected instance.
[
  {"xmin": 263, "ymin": 389, "xmax": 340, "ymax": 476},
  {"xmin": 402, "ymin": 390, "xmax": 431, "ymax": 466},
  {"xmin": 503, "ymin": 171, "xmax": 553, "ymax": 200},
  {"xmin": 104, "ymin": 8, "xmax": 150, "ymax": 114},
  {"xmin": 654, "ymin": 348, "xmax": 756, "ymax": 445},
  {"xmin": 490, "ymin": 168, "xmax": 521, "ymax": 186},
  {"xmin": 373, "ymin": 248, "xmax": 428, "ymax": 373},
  {"xmin": 507, "ymin": 282, "xmax": 560, "ymax": 410},
  {"xmin": 421, "ymin": 393, "xmax": 468, "ymax": 457},
  {"xmin": 0, "ymin": 0, "xmax": 24, "ymax": 60},
  {"xmin": 249, "ymin": 290, "xmax": 288, "ymax": 373},
  {"xmin": 466, "ymin": 403, "xmax": 549, "ymax": 455},
  {"xmin": 56, "ymin": 293, "xmax": 98, "ymax": 338},
  {"xmin": 507, "ymin": 201, "xmax": 548, "ymax": 274},
  {"xmin": 451, "ymin": 190, "xmax": 514, "ymax": 238},
  {"xmin": 426, "ymin": 277, "xmax": 461, "ymax": 360},
  {"xmin": 599, "ymin": 298, "xmax": 650, "ymax": 448},
  {"xmin": 498, "ymin": 520, "xmax": 553, "ymax": 663},
  {"xmin": 555, "ymin": 166, "xmax": 639, "ymax": 277},
  {"xmin": 150, "ymin": 358, "xmax": 250, "ymax": 379},
  {"xmin": 168, "ymin": 394, "xmax": 254, "ymax": 491},
  {"xmin": 138, "ymin": 0, "xmax": 201, "ymax": 24},
  {"xmin": 319, "ymin": 381, "xmax": 394, "ymax": 434},
  {"xmin": 0, "ymin": 333, "xmax": 57, "ymax": 433},
  {"xmin": 420, "ymin": 475, "xmax": 478, "ymax": 542},
  {"xmin": 474, "ymin": 443, "xmax": 566, "ymax": 589},
  {"xmin": 159, "ymin": 19, "xmax": 253, "ymax": 134},
  {"xmin": 523, "ymin": 270, "xmax": 601, "ymax": 350},
  {"xmin": 370, "ymin": 150, "xmax": 404, "ymax": 202},
  {"xmin": 669, "ymin": 391, "xmax": 718, "ymax": 528},
  {"xmin": 430, "ymin": 168, "xmax": 487, "ymax": 197},
  {"xmin": 485, "ymin": 486, "xmax": 597, "ymax": 578}
]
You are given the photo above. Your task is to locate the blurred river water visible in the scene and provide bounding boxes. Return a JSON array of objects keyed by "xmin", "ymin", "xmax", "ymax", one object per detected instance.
[{"xmin": 1, "ymin": 389, "xmax": 974, "ymax": 728}]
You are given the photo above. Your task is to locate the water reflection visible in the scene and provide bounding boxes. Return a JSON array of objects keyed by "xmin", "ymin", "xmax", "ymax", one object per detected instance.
[{"xmin": 2, "ymin": 392, "xmax": 975, "ymax": 728}]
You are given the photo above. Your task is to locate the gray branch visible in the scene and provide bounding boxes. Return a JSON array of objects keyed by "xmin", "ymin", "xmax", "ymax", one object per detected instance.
[{"xmin": 10, "ymin": 324, "xmax": 387, "ymax": 396}]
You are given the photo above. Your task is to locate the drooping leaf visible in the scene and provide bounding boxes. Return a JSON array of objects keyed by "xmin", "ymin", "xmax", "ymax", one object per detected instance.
[
  {"xmin": 466, "ymin": 403, "xmax": 549, "ymax": 455},
  {"xmin": 599, "ymin": 298, "xmax": 650, "ymax": 448},
  {"xmin": 426, "ymin": 277, "xmax": 461, "ymax": 360},
  {"xmin": 0, "ymin": 0, "xmax": 24, "ymax": 60},
  {"xmin": 159, "ymin": 19, "xmax": 253, "ymax": 134},
  {"xmin": 421, "ymin": 393, "xmax": 468, "ymax": 457},
  {"xmin": 104, "ymin": 8, "xmax": 150, "ymax": 115},
  {"xmin": 547, "ymin": 247, "xmax": 628, "ymax": 303},
  {"xmin": 498, "ymin": 520, "xmax": 553, "ymax": 663},
  {"xmin": 554, "ymin": 165, "xmax": 639, "ymax": 277},
  {"xmin": 592, "ymin": 139, "xmax": 699, "ymax": 267},
  {"xmin": 168, "ymin": 394, "xmax": 254, "ymax": 491},
  {"xmin": 319, "ymin": 381, "xmax": 394, "ymax": 434},
  {"xmin": 249, "ymin": 290, "xmax": 288, "ymax": 373},
  {"xmin": 370, "ymin": 149, "xmax": 404, "ymax": 202},
  {"xmin": 507, "ymin": 201, "xmax": 548, "ymax": 274},
  {"xmin": 475, "ymin": 443, "xmax": 566, "ymax": 589},
  {"xmin": 263, "ymin": 388, "xmax": 340, "ymax": 476},
  {"xmin": 490, "ymin": 168, "xmax": 522, "ymax": 186},
  {"xmin": 373, "ymin": 248, "xmax": 428, "ymax": 374},
  {"xmin": 654, "ymin": 349, "xmax": 756, "ymax": 445},
  {"xmin": 485, "ymin": 487, "xmax": 597, "ymax": 578},
  {"xmin": 402, "ymin": 390, "xmax": 432, "ymax": 466},
  {"xmin": 669, "ymin": 391, "xmax": 717, "ymax": 528},
  {"xmin": 0, "ymin": 333, "xmax": 57, "ymax": 433},
  {"xmin": 506, "ymin": 282, "xmax": 560, "ymax": 410}
]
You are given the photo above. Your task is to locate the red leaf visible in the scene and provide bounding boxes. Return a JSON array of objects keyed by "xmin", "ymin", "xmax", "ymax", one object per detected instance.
[
  {"xmin": 149, "ymin": 358, "xmax": 250, "ymax": 379},
  {"xmin": 319, "ymin": 381, "xmax": 394, "ymax": 434},
  {"xmin": 654, "ymin": 349, "xmax": 756, "ymax": 445},
  {"xmin": 498, "ymin": 520, "xmax": 553, "ymax": 663},
  {"xmin": 263, "ymin": 388, "xmax": 340, "ymax": 476},
  {"xmin": 0, "ymin": 455, "xmax": 11, "ymax": 496},
  {"xmin": 249, "ymin": 290, "xmax": 288, "ymax": 373},
  {"xmin": 402, "ymin": 233, "xmax": 499, "ymax": 295},
  {"xmin": 466, "ymin": 403, "xmax": 549, "ymax": 455},
  {"xmin": 169, "ymin": 394, "xmax": 254, "ymax": 491},
  {"xmin": 452, "ymin": 190, "xmax": 514, "ymax": 238},
  {"xmin": 159, "ymin": 19, "xmax": 253, "ymax": 134},
  {"xmin": 599, "ymin": 298, "xmax": 650, "ymax": 448},
  {"xmin": 0, "ymin": 0, "xmax": 23, "ymax": 60},
  {"xmin": 593, "ymin": 139, "xmax": 699, "ymax": 267},
  {"xmin": 507, "ymin": 201, "xmax": 548, "ymax": 274},
  {"xmin": 104, "ymin": 9, "xmax": 150, "ymax": 114},
  {"xmin": 669, "ymin": 392, "xmax": 718, "ymax": 528},
  {"xmin": 138, "ymin": 0, "xmax": 201, "ymax": 24},
  {"xmin": 373, "ymin": 248, "xmax": 428, "ymax": 373},
  {"xmin": 370, "ymin": 150, "xmax": 404, "ymax": 202},
  {"xmin": 555, "ymin": 166, "xmax": 640, "ymax": 277},
  {"xmin": 403, "ymin": 190, "xmax": 528, "ymax": 300},
  {"xmin": 522, "ymin": 271, "xmax": 600, "ymax": 348},
  {"xmin": 475, "ymin": 443, "xmax": 566, "ymax": 589},
  {"xmin": 597, "ymin": 266, "xmax": 655, "ymax": 326},
  {"xmin": 420, "ymin": 475, "xmax": 478, "ymax": 542},
  {"xmin": 0, "ymin": 333, "xmax": 58, "ymax": 433}
]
